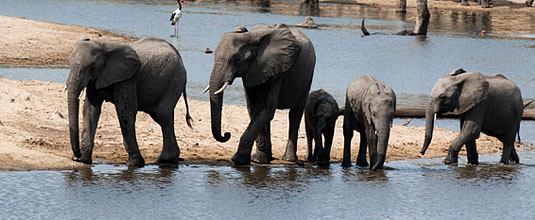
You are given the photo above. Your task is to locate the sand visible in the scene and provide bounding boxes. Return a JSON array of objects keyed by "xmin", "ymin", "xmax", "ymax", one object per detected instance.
[{"xmin": 0, "ymin": 10, "xmax": 531, "ymax": 171}]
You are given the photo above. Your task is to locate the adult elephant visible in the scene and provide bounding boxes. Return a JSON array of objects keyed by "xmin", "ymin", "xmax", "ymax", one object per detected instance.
[
  {"xmin": 421, "ymin": 68, "xmax": 523, "ymax": 165},
  {"xmin": 207, "ymin": 24, "xmax": 315, "ymax": 165},
  {"xmin": 342, "ymin": 75, "xmax": 396, "ymax": 170},
  {"xmin": 66, "ymin": 36, "xmax": 191, "ymax": 167}
]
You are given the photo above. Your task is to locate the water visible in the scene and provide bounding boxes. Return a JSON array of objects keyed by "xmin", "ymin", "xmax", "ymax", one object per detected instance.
[{"xmin": 1, "ymin": 152, "xmax": 535, "ymax": 219}]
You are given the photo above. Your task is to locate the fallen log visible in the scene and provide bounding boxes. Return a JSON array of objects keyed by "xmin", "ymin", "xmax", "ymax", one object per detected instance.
[{"xmin": 395, "ymin": 106, "xmax": 535, "ymax": 121}]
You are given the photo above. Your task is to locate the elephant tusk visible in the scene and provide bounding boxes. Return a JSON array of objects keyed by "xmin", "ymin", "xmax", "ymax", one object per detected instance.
[
  {"xmin": 202, "ymin": 85, "xmax": 210, "ymax": 94},
  {"xmin": 78, "ymin": 88, "xmax": 85, "ymax": 100},
  {"xmin": 214, "ymin": 82, "xmax": 229, "ymax": 95},
  {"xmin": 62, "ymin": 85, "xmax": 67, "ymax": 95},
  {"xmin": 434, "ymin": 113, "xmax": 437, "ymax": 121},
  {"xmin": 375, "ymin": 130, "xmax": 378, "ymax": 135}
]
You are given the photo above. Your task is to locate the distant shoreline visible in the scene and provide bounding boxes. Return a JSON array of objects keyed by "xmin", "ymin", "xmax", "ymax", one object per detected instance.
[{"xmin": 0, "ymin": 15, "xmax": 137, "ymax": 66}]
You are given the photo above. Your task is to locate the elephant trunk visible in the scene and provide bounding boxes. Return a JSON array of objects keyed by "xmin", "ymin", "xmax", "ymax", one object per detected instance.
[
  {"xmin": 209, "ymin": 63, "xmax": 231, "ymax": 143},
  {"xmin": 372, "ymin": 124, "xmax": 390, "ymax": 171},
  {"xmin": 66, "ymin": 70, "xmax": 83, "ymax": 158},
  {"xmin": 421, "ymin": 103, "xmax": 435, "ymax": 155}
]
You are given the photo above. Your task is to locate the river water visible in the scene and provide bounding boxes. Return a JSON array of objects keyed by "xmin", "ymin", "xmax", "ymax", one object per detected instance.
[
  {"xmin": 2, "ymin": 153, "xmax": 535, "ymax": 219},
  {"xmin": 1, "ymin": 0, "xmax": 535, "ymax": 218}
]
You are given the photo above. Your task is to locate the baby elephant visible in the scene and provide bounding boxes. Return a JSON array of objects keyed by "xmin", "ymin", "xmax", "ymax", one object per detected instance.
[
  {"xmin": 342, "ymin": 75, "xmax": 396, "ymax": 170},
  {"xmin": 305, "ymin": 89, "xmax": 343, "ymax": 165}
]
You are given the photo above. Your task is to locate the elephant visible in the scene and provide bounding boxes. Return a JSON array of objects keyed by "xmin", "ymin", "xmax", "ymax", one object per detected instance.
[
  {"xmin": 342, "ymin": 75, "xmax": 396, "ymax": 170},
  {"xmin": 304, "ymin": 89, "xmax": 344, "ymax": 165},
  {"xmin": 421, "ymin": 68, "xmax": 523, "ymax": 165},
  {"xmin": 207, "ymin": 23, "xmax": 316, "ymax": 165},
  {"xmin": 66, "ymin": 36, "xmax": 192, "ymax": 167}
]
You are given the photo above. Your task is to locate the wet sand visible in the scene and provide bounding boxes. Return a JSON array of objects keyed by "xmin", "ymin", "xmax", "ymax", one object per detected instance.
[{"xmin": 0, "ymin": 14, "xmax": 529, "ymax": 171}]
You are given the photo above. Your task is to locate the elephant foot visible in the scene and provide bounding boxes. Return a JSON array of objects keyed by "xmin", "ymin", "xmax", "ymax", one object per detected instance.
[
  {"xmin": 444, "ymin": 148, "xmax": 459, "ymax": 165},
  {"xmin": 306, "ymin": 155, "xmax": 316, "ymax": 163},
  {"xmin": 316, "ymin": 155, "xmax": 330, "ymax": 167},
  {"xmin": 341, "ymin": 157, "xmax": 352, "ymax": 167},
  {"xmin": 157, "ymin": 156, "xmax": 180, "ymax": 164},
  {"xmin": 467, "ymin": 160, "xmax": 479, "ymax": 165},
  {"xmin": 232, "ymin": 153, "xmax": 251, "ymax": 165},
  {"xmin": 126, "ymin": 154, "xmax": 145, "ymax": 167},
  {"xmin": 356, "ymin": 159, "xmax": 369, "ymax": 167},
  {"xmin": 157, "ymin": 147, "xmax": 180, "ymax": 164},
  {"xmin": 72, "ymin": 155, "xmax": 92, "ymax": 164},
  {"xmin": 316, "ymin": 159, "xmax": 330, "ymax": 167},
  {"xmin": 251, "ymin": 151, "xmax": 272, "ymax": 164},
  {"xmin": 443, "ymin": 155, "xmax": 458, "ymax": 165},
  {"xmin": 282, "ymin": 153, "xmax": 298, "ymax": 162}
]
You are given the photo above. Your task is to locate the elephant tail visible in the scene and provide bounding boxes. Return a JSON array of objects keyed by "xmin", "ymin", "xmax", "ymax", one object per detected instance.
[
  {"xmin": 517, "ymin": 100, "xmax": 533, "ymax": 143},
  {"xmin": 183, "ymin": 87, "xmax": 193, "ymax": 128},
  {"xmin": 338, "ymin": 106, "xmax": 345, "ymax": 116}
]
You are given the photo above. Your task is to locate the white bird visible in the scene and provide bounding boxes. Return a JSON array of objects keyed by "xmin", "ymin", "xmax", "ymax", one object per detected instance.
[{"xmin": 170, "ymin": 0, "xmax": 187, "ymax": 36}]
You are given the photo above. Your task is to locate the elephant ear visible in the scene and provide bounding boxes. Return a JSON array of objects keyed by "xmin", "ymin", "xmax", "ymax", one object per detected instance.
[
  {"xmin": 95, "ymin": 39, "xmax": 141, "ymax": 89},
  {"xmin": 245, "ymin": 28, "xmax": 300, "ymax": 87},
  {"xmin": 362, "ymin": 84, "xmax": 378, "ymax": 127},
  {"xmin": 456, "ymin": 72, "xmax": 489, "ymax": 114}
]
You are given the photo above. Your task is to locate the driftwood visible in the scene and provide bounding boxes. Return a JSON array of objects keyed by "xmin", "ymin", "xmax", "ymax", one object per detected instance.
[
  {"xmin": 413, "ymin": 0, "xmax": 430, "ymax": 36},
  {"xmin": 395, "ymin": 106, "xmax": 535, "ymax": 120}
]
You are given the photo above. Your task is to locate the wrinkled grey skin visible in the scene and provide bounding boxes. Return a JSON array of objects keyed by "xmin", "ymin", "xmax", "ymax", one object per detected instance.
[
  {"xmin": 67, "ymin": 37, "xmax": 191, "ymax": 167},
  {"xmin": 421, "ymin": 68, "xmax": 523, "ymax": 165},
  {"xmin": 304, "ymin": 89, "xmax": 343, "ymax": 166},
  {"xmin": 209, "ymin": 24, "xmax": 315, "ymax": 165},
  {"xmin": 342, "ymin": 75, "xmax": 396, "ymax": 170}
]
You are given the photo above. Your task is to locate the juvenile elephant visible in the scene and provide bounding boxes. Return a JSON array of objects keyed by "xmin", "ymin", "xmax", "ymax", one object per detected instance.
[
  {"xmin": 66, "ymin": 36, "xmax": 191, "ymax": 167},
  {"xmin": 304, "ymin": 89, "xmax": 343, "ymax": 165},
  {"xmin": 207, "ymin": 24, "xmax": 315, "ymax": 165},
  {"xmin": 421, "ymin": 68, "xmax": 523, "ymax": 165},
  {"xmin": 342, "ymin": 75, "xmax": 396, "ymax": 170}
]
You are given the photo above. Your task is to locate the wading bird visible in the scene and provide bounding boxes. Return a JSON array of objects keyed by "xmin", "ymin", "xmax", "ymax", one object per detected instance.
[{"xmin": 170, "ymin": 0, "xmax": 188, "ymax": 36}]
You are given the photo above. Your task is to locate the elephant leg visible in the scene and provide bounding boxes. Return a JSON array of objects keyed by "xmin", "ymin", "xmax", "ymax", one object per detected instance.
[
  {"xmin": 499, "ymin": 134, "xmax": 516, "ymax": 164},
  {"xmin": 76, "ymin": 91, "xmax": 103, "ymax": 164},
  {"xmin": 356, "ymin": 132, "xmax": 369, "ymax": 167},
  {"xmin": 114, "ymin": 83, "xmax": 144, "ymax": 167},
  {"xmin": 252, "ymin": 123, "xmax": 273, "ymax": 164},
  {"xmin": 342, "ymin": 113, "xmax": 355, "ymax": 167},
  {"xmin": 150, "ymin": 111, "xmax": 180, "ymax": 164},
  {"xmin": 445, "ymin": 113, "xmax": 483, "ymax": 165},
  {"xmin": 305, "ymin": 126, "xmax": 314, "ymax": 162},
  {"xmin": 233, "ymin": 78, "xmax": 282, "ymax": 165},
  {"xmin": 282, "ymin": 97, "xmax": 307, "ymax": 162},
  {"xmin": 465, "ymin": 139, "xmax": 479, "ymax": 165},
  {"xmin": 511, "ymin": 145, "xmax": 519, "ymax": 164},
  {"xmin": 323, "ymin": 125, "xmax": 335, "ymax": 164}
]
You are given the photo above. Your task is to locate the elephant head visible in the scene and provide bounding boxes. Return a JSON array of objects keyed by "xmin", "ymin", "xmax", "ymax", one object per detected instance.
[
  {"xmin": 66, "ymin": 37, "xmax": 141, "ymax": 158},
  {"xmin": 208, "ymin": 26, "xmax": 300, "ymax": 142},
  {"xmin": 363, "ymin": 84, "xmax": 396, "ymax": 170},
  {"xmin": 421, "ymin": 68, "xmax": 488, "ymax": 155}
]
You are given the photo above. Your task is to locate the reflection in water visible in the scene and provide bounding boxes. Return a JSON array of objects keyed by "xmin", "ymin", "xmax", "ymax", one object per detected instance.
[
  {"xmin": 342, "ymin": 167, "xmax": 389, "ymax": 182},
  {"xmin": 3, "ymin": 153, "xmax": 535, "ymax": 218},
  {"xmin": 64, "ymin": 165, "xmax": 177, "ymax": 187},
  {"xmin": 451, "ymin": 164, "xmax": 520, "ymax": 184}
]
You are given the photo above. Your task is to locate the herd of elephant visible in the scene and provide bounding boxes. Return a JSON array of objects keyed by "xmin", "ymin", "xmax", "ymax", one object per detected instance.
[{"xmin": 65, "ymin": 23, "xmax": 524, "ymax": 170}]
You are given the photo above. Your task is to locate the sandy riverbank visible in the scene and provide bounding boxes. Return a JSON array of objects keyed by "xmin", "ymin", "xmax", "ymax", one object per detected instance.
[{"xmin": 0, "ymin": 14, "xmax": 531, "ymax": 171}]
